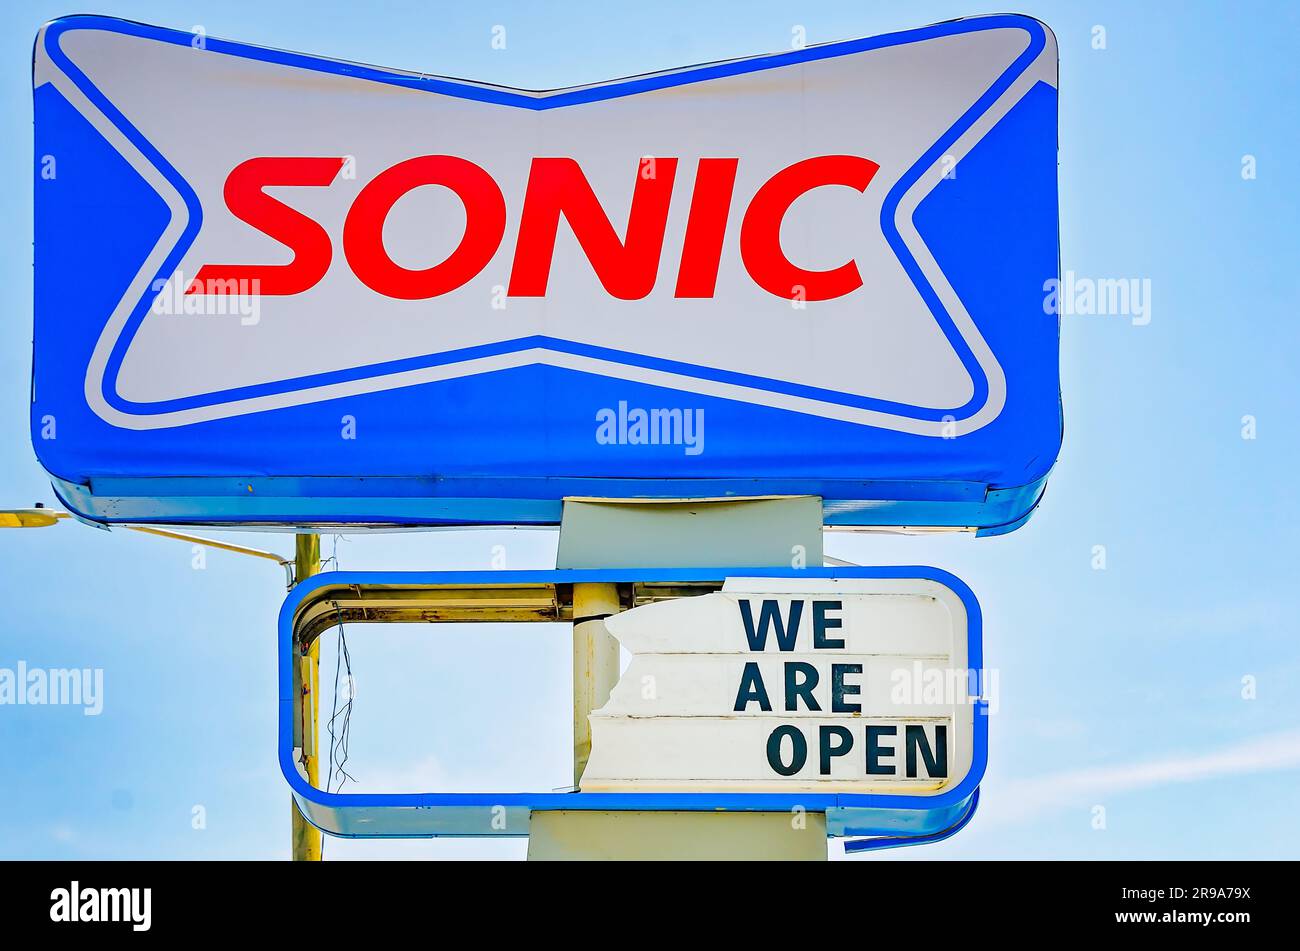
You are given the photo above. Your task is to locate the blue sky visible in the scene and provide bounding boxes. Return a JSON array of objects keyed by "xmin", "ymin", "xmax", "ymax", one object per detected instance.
[{"xmin": 1, "ymin": 0, "xmax": 1298, "ymax": 859}]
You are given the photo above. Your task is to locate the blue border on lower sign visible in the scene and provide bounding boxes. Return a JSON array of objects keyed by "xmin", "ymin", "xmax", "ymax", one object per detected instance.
[{"xmin": 278, "ymin": 565, "xmax": 987, "ymax": 840}]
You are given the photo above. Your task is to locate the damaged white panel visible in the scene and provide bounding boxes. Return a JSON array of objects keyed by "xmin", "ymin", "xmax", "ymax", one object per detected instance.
[{"xmin": 582, "ymin": 576, "xmax": 980, "ymax": 794}]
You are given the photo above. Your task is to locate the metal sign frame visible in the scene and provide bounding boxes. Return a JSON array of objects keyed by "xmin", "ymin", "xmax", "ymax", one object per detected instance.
[{"xmin": 280, "ymin": 565, "xmax": 986, "ymax": 840}]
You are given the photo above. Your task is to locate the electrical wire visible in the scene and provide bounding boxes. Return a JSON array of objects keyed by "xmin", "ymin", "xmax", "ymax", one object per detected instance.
[
  {"xmin": 326, "ymin": 602, "xmax": 356, "ymax": 795},
  {"xmin": 321, "ymin": 533, "xmax": 346, "ymax": 571}
]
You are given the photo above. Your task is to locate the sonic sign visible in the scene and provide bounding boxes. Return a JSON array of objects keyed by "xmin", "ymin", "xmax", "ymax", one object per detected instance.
[{"xmin": 32, "ymin": 15, "xmax": 1061, "ymax": 530}]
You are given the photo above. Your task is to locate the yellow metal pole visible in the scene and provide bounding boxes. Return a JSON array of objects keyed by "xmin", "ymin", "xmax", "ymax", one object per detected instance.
[
  {"xmin": 291, "ymin": 533, "xmax": 322, "ymax": 861},
  {"xmin": 571, "ymin": 583, "xmax": 621, "ymax": 787}
]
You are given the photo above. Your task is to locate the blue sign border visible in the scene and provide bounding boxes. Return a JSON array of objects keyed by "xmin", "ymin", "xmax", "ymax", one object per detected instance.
[{"xmin": 279, "ymin": 565, "xmax": 987, "ymax": 840}]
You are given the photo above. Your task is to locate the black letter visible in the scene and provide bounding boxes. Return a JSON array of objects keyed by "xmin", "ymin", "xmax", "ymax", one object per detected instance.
[
  {"xmin": 819, "ymin": 725, "xmax": 854, "ymax": 774},
  {"xmin": 738, "ymin": 599, "xmax": 803, "ymax": 651},
  {"xmin": 831, "ymin": 663, "xmax": 862, "ymax": 713},
  {"xmin": 866, "ymin": 725, "xmax": 897, "ymax": 775},
  {"xmin": 733, "ymin": 662, "xmax": 772, "ymax": 712},
  {"xmin": 784, "ymin": 661, "xmax": 821, "ymax": 711},
  {"xmin": 812, "ymin": 600, "xmax": 844, "ymax": 649},
  {"xmin": 767, "ymin": 725, "xmax": 807, "ymax": 776},
  {"xmin": 905, "ymin": 724, "xmax": 947, "ymax": 778}
]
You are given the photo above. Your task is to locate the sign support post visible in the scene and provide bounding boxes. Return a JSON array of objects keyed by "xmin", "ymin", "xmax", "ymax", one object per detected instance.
[
  {"xmin": 290, "ymin": 533, "xmax": 321, "ymax": 862},
  {"xmin": 529, "ymin": 497, "xmax": 830, "ymax": 860}
]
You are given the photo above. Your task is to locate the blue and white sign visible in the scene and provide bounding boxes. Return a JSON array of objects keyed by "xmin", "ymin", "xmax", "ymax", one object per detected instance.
[{"xmin": 32, "ymin": 14, "xmax": 1060, "ymax": 530}]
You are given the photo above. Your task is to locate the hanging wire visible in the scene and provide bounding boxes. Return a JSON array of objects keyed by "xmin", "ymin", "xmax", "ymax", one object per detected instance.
[
  {"xmin": 320, "ymin": 533, "xmax": 346, "ymax": 571},
  {"xmin": 326, "ymin": 602, "xmax": 356, "ymax": 794}
]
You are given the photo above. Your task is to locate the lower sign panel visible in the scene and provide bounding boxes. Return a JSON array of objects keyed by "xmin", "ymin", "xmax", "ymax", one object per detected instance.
[
  {"xmin": 583, "ymin": 577, "xmax": 978, "ymax": 797},
  {"xmin": 277, "ymin": 567, "xmax": 985, "ymax": 841}
]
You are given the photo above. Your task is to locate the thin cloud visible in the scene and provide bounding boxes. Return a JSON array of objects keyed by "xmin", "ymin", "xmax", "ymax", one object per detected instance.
[{"xmin": 980, "ymin": 728, "xmax": 1300, "ymax": 824}]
